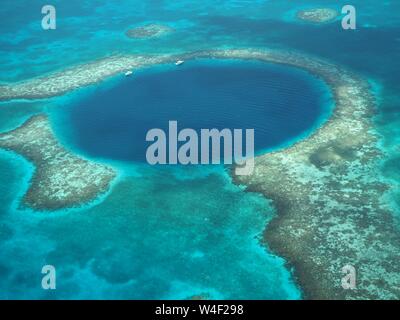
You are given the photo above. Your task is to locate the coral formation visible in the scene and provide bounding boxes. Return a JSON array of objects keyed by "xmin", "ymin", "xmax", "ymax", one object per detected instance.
[
  {"xmin": 125, "ymin": 24, "xmax": 173, "ymax": 39},
  {"xmin": 0, "ymin": 115, "xmax": 116, "ymax": 210},
  {"xmin": 297, "ymin": 8, "xmax": 339, "ymax": 23}
]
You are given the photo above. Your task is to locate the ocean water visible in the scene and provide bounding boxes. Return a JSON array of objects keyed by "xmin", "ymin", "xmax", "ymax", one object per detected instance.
[{"xmin": 0, "ymin": 0, "xmax": 399, "ymax": 299}]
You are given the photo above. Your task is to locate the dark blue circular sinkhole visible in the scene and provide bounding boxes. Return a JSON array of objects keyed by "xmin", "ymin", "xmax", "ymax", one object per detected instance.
[{"xmin": 62, "ymin": 60, "xmax": 332, "ymax": 163}]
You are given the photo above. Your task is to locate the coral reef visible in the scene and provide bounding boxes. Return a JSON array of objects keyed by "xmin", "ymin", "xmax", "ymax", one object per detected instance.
[
  {"xmin": 0, "ymin": 55, "xmax": 172, "ymax": 101},
  {"xmin": 125, "ymin": 24, "xmax": 173, "ymax": 39},
  {"xmin": 228, "ymin": 50, "xmax": 400, "ymax": 300},
  {"xmin": 0, "ymin": 115, "xmax": 116, "ymax": 210},
  {"xmin": 297, "ymin": 8, "xmax": 339, "ymax": 23}
]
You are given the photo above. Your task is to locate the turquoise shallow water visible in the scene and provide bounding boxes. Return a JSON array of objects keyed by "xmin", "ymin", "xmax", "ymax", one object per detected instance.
[
  {"xmin": 0, "ymin": 0, "xmax": 399, "ymax": 299},
  {"xmin": 0, "ymin": 163, "xmax": 300, "ymax": 299}
]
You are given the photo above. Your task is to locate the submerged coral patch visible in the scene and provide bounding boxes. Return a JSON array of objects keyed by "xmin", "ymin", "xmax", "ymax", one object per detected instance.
[
  {"xmin": 125, "ymin": 24, "xmax": 173, "ymax": 39},
  {"xmin": 297, "ymin": 8, "xmax": 339, "ymax": 23}
]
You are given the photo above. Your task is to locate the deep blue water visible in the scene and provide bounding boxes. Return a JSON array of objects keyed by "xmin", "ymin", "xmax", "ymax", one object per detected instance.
[{"xmin": 61, "ymin": 60, "xmax": 331, "ymax": 163}]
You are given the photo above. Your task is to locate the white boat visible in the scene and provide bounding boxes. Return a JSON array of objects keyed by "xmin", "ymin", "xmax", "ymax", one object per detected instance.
[
  {"xmin": 125, "ymin": 70, "xmax": 133, "ymax": 76},
  {"xmin": 175, "ymin": 60, "xmax": 184, "ymax": 66}
]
